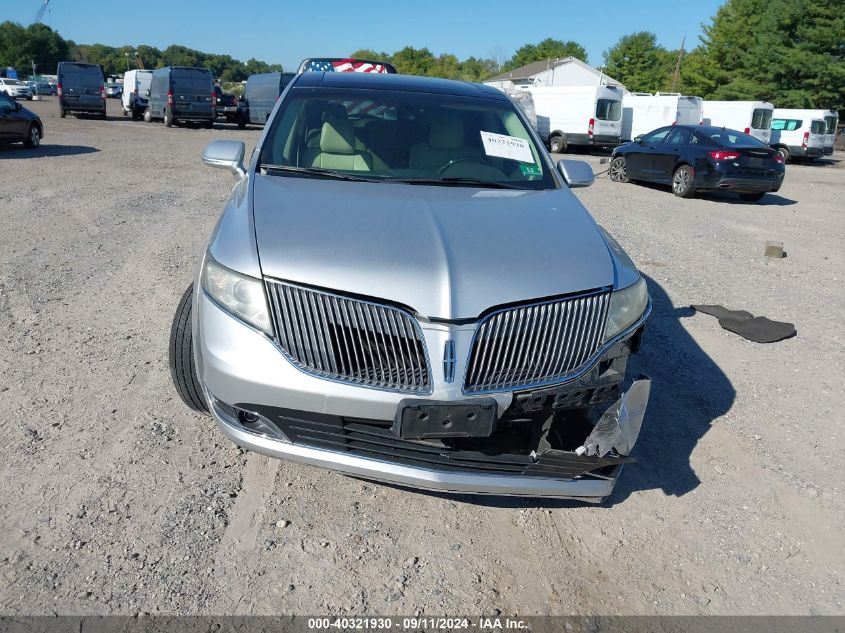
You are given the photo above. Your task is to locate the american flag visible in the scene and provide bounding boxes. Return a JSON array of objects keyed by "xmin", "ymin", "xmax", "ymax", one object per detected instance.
[{"xmin": 302, "ymin": 58, "xmax": 390, "ymax": 74}]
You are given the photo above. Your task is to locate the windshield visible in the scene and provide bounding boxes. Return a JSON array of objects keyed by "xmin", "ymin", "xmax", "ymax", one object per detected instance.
[
  {"xmin": 172, "ymin": 70, "xmax": 212, "ymax": 95},
  {"xmin": 751, "ymin": 108, "xmax": 773, "ymax": 130},
  {"xmin": 596, "ymin": 99, "xmax": 622, "ymax": 121},
  {"xmin": 258, "ymin": 88, "xmax": 555, "ymax": 190}
]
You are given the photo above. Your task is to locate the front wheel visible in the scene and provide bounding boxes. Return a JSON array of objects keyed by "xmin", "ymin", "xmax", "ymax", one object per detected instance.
[
  {"xmin": 609, "ymin": 156, "xmax": 630, "ymax": 183},
  {"xmin": 169, "ymin": 284, "xmax": 209, "ymax": 414},
  {"xmin": 164, "ymin": 108, "xmax": 174, "ymax": 127},
  {"xmin": 777, "ymin": 147, "xmax": 790, "ymax": 163},
  {"xmin": 59, "ymin": 107, "xmax": 66, "ymax": 118},
  {"xmin": 143, "ymin": 108, "xmax": 152, "ymax": 123},
  {"xmin": 739, "ymin": 192, "xmax": 765, "ymax": 202},
  {"xmin": 549, "ymin": 135, "xmax": 566, "ymax": 154},
  {"xmin": 23, "ymin": 123, "xmax": 41, "ymax": 148},
  {"xmin": 671, "ymin": 165, "xmax": 695, "ymax": 198}
]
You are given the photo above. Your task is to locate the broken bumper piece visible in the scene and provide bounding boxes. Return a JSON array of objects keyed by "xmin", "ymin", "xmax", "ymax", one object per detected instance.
[{"xmin": 208, "ymin": 380, "xmax": 650, "ymax": 502}]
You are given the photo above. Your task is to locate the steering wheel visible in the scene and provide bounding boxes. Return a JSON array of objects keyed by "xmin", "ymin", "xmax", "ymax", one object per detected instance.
[{"xmin": 437, "ymin": 157, "xmax": 489, "ymax": 177}]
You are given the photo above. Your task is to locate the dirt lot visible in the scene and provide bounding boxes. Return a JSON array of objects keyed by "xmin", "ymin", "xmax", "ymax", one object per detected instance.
[{"xmin": 1, "ymin": 97, "xmax": 843, "ymax": 617}]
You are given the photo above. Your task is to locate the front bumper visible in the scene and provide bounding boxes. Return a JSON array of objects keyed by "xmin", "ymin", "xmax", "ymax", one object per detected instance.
[{"xmin": 195, "ymin": 292, "xmax": 648, "ymax": 500}]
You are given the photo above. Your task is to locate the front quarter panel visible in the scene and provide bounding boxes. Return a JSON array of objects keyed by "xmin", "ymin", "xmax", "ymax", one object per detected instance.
[{"xmin": 204, "ymin": 172, "xmax": 261, "ymax": 279}]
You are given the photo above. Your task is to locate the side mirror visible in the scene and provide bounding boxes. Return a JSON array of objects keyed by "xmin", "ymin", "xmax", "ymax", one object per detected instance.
[
  {"xmin": 557, "ymin": 159, "xmax": 594, "ymax": 188},
  {"xmin": 145, "ymin": 89, "xmax": 150, "ymax": 97},
  {"xmin": 633, "ymin": 136, "xmax": 643, "ymax": 144},
  {"xmin": 202, "ymin": 140, "xmax": 246, "ymax": 179}
]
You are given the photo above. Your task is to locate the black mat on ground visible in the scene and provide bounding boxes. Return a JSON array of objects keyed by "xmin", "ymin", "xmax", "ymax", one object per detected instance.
[{"xmin": 692, "ymin": 304, "xmax": 796, "ymax": 343}]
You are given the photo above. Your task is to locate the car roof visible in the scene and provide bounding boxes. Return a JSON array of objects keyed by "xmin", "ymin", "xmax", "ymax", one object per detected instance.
[{"xmin": 292, "ymin": 71, "xmax": 508, "ymax": 100}]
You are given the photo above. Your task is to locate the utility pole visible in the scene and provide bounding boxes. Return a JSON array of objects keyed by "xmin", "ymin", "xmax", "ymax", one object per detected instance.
[{"xmin": 671, "ymin": 36, "xmax": 685, "ymax": 93}]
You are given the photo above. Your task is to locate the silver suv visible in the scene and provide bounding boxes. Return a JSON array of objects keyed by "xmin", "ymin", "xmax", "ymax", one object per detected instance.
[{"xmin": 169, "ymin": 72, "xmax": 651, "ymax": 502}]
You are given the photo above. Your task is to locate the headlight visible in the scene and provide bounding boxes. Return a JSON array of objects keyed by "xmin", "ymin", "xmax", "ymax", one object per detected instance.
[
  {"xmin": 603, "ymin": 277, "xmax": 649, "ymax": 342},
  {"xmin": 202, "ymin": 254, "xmax": 273, "ymax": 335}
]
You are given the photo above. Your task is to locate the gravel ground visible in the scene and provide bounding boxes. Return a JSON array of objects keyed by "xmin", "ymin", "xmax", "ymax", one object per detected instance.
[{"xmin": 0, "ymin": 97, "xmax": 843, "ymax": 617}]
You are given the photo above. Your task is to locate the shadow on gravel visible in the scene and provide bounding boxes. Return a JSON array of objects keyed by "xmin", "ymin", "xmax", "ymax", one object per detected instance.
[
  {"xmin": 628, "ymin": 180, "xmax": 797, "ymax": 206},
  {"xmin": 0, "ymin": 144, "xmax": 99, "ymax": 158},
  {"xmin": 387, "ymin": 275, "xmax": 735, "ymax": 510}
]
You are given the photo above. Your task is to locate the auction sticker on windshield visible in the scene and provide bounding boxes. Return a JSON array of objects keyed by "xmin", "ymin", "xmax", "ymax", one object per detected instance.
[{"xmin": 480, "ymin": 131, "xmax": 534, "ymax": 163}]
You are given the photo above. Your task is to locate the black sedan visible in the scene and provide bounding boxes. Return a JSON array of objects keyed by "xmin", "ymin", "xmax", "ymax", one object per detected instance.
[
  {"xmin": 0, "ymin": 92, "xmax": 43, "ymax": 148},
  {"xmin": 609, "ymin": 125, "xmax": 785, "ymax": 201}
]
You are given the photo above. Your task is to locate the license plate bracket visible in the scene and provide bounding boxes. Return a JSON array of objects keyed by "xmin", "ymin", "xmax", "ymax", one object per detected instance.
[{"xmin": 393, "ymin": 398, "xmax": 498, "ymax": 440}]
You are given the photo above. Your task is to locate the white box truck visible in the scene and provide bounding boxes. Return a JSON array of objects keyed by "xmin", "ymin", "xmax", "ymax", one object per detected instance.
[
  {"xmin": 770, "ymin": 108, "xmax": 829, "ymax": 161},
  {"xmin": 527, "ymin": 84, "xmax": 623, "ymax": 152},
  {"xmin": 621, "ymin": 92, "xmax": 703, "ymax": 142},
  {"xmin": 121, "ymin": 69, "xmax": 153, "ymax": 119},
  {"xmin": 702, "ymin": 100, "xmax": 774, "ymax": 144}
]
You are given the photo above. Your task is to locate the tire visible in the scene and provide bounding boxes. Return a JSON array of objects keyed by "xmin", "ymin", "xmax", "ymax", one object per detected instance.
[
  {"xmin": 609, "ymin": 156, "xmax": 630, "ymax": 183},
  {"xmin": 143, "ymin": 108, "xmax": 152, "ymax": 123},
  {"xmin": 23, "ymin": 123, "xmax": 41, "ymax": 149},
  {"xmin": 169, "ymin": 284, "xmax": 209, "ymax": 414},
  {"xmin": 777, "ymin": 146, "xmax": 790, "ymax": 163},
  {"xmin": 59, "ymin": 107, "xmax": 66, "ymax": 118},
  {"xmin": 671, "ymin": 164, "xmax": 695, "ymax": 198},
  {"xmin": 739, "ymin": 192, "xmax": 765, "ymax": 202},
  {"xmin": 122, "ymin": 107, "xmax": 128, "ymax": 117},
  {"xmin": 549, "ymin": 135, "xmax": 565, "ymax": 154},
  {"xmin": 164, "ymin": 108, "xmax": 173, "ymax": 127}
]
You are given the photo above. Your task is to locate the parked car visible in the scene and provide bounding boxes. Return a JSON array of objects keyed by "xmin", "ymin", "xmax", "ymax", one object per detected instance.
[
  {"xmin": 213, "ymin": 85, "xmax": 238, "ymax": 123},
  {"xmin": 27, "ymin": 81, "xmax": 56, "ymax": 96},
  {"xmin": 237, "ymin": 71, "xmax": 295, "ymax": 128},
  {"xmin": 609, "ymin": 125, "xmax": 785, "ymax": 201},
  {"xmin": 297, "ymin": 58, "xmax": 397, "ymax": 73},
  {"xmin": 144, "ymin": 66, "xmax": 214, "ymax": 128},
  {"xmin": 702, "ymin": 100, "xmax": 773, "ymax": 145},
  {"xmin": 105, "ymin": 82, "xmax": 123, "ymax": 98},
  {"xmin": 528, "ymin": 84, "xmax": 623, "ymax": 152},
  {"xmin": 168, "ymin": 72, "xmax": 652, "ymax": 502},
  {"xmin": 0, "ymin": 92, "xmax": 43, "ymax": 148},
  {"xmin": 121, "ymin": 69, "xmax": 153, "ymax": 119},
  {"xmin": 621, "ymin": 92, "xmax": 703, "ymax": 142},
  {"xmin": 0, "ymin": 78, "xmax": 33, "ymax": 100},
  {"xmin": 57, "ymin": 62, "xmax": 106, "ymax": 119},
  {"xmin": 770, "ymin": 109, "xmax": 827, "ymax": 162}
]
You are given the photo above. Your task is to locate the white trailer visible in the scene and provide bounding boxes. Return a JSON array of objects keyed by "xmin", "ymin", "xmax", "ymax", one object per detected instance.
[
  {"xmin": 621, "ymin": 92, "xmax": 702, "ymax": 142},
  {"xmin": 771, "ymin": 108, "xmax": 829, "ymax": 161},
  {"xmin": 702, "ymin": 100, "xmax": 774, "ymax": 144},
  {"xmin": 527, "ymin": 84, "xmax": 623, "ymax": 152}
]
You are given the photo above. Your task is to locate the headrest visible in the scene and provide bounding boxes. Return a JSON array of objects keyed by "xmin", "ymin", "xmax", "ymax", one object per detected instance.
[
  {"xmin": 320, "ymin": 118, "xmax": 356, "ymax": 155},
  {"xmin": 429, "ymin": 118, "xmax": 464, "ymax": 150}
]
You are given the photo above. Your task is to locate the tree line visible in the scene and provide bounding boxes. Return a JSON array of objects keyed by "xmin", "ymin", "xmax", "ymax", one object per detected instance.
[
  {"xmin": 1, "ymin": 0, "xmax": 842, "ymax": 113},
  {"xmin": 0, "ymin": 22, "xmax": 280, "ymax": 82}
]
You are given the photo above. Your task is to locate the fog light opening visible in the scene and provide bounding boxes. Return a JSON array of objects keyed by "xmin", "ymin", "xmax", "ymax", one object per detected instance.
[{"xmin": 238, "ymin": 410, "xmax": 260, "ymax": 424}]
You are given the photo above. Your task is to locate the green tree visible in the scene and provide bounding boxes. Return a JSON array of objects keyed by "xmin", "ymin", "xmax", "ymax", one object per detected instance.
[
  {"xmin": 502, "ymin": 38, "xmax": 587, "ymax": 71},
  {"xmin": 602, "ymin": 32, "xmax": 674, "ymax": 92},
  {"xmin": 0, "ymin": 21, "xmax": 70, "ymax": 75}
]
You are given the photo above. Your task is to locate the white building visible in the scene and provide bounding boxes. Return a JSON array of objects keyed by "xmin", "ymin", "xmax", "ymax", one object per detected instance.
[{"xmin": 484, "ymin": 57, "xmax": 624, "ymax": 91}]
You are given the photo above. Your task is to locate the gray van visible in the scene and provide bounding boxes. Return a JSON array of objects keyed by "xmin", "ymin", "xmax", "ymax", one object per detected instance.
[
  {"xmin": 144, "ymin": 66, "xmax": 215, "ymax": 128},
  {"xmin": 56, "ymin": 62, "xmax": 106, "ymax": 119},
  {"xmin": 237, "ymin": 72, "xmax": 295, "ymax": 128}
]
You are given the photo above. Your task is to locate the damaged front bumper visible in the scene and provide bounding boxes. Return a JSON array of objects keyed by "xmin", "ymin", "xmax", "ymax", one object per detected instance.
[{"xmin": 208, "ymin": 374, "xmax": 650, "ymax": 502}]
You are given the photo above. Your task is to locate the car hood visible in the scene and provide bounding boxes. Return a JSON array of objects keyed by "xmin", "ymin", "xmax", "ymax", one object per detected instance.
[{"xmin": 252, "ymin": 174, "xmax": 616, "ymax": 319}]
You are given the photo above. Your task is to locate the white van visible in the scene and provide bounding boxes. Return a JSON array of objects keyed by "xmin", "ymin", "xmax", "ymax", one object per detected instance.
[
  {"xmin": 823, "ymin": 110, "xmax": 839, "ymax": 156},
  {"xmin": 702, "ymin": 101, "xmax": 774, "ymax": 144},
  {"xmin": 527, "ymin": 84, "xmax": 623, "ymax": 152},
  {"xmin": 621, "ymin": 92, "xmax": 703, "ymax": 141},
  {"xmin": 770, "ymin": 108, "xmax": 828, "ymax": 161},
  {"xmin": 121, "ymin": 69, "xmax": 153, "ymax": 119}
]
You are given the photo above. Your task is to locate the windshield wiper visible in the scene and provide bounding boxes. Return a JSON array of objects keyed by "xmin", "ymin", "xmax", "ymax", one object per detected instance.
[
  {"xmin": 396, "ymin": 177, "xmax": 521, "ymax": 189},
  {"xmin": 261, "ymin": 164, "xmax": 380, "ymax": 182}
]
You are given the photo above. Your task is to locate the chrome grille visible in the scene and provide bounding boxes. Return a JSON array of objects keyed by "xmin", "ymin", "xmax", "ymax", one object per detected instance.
[
  {"xmin": 464, "ymin": 290, "xmax": 611, "ymax": 393},
  {"xmin": 265, "ymin": 280, "xmax": 430, "ymax": 393}
]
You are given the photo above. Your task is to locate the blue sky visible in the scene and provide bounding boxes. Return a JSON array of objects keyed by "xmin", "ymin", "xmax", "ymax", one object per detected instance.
[{"xmin": 9, "ymin": 0, "xmax": 725, "ymax": 71}]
